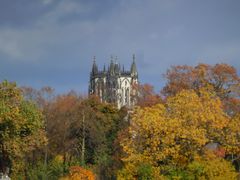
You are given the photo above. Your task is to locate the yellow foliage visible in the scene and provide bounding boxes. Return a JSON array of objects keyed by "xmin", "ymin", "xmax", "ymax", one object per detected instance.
[
  {"xmin": 54, "ymin": 155, "xmax": 64, "ymax": 163},
  {"xmin": 224, "ymin": 113, "xmax": 240, "ymax": 154},
  {"xmin": 118, "ymin": 89, "xmax": 238, "ymax": 178},
  {"xmin": 187, "ymin": 151, "xmax": 238, "ymax": 179}
]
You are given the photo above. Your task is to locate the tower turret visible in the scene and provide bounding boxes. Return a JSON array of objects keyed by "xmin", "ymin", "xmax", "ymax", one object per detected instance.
[{"xmin": 109, "ymin": 58, "xmax": 115, "ymax": 75}]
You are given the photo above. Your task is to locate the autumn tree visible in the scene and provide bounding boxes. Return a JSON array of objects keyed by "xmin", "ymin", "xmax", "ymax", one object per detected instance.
[
  {"xmin": 118, "ymin": 88, "xmax": 238, "ymax": 178},
  {"xmin": 21, "ymin": 86, "xmax": 55, "ymax": 170},
  {"xmin": 162, "ymin": 63, "xmax": 240, "ymax": 115},
  {"xmin": 21, "ymin": 86, "xmax": 55, "ymax": 110},
  {"xmin": 132, "ymin": 83, "xmax": 162, "ymax": 107},
  {"xmin": 0, "ymin": 81, "xmax": 47, "ymax": 178},
  {"xmin": 46, "ymin": 92, "xmax": 81, "ymax": 165}
]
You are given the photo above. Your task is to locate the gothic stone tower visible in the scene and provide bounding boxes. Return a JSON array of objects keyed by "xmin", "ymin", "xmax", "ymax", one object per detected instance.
[{"xmin": 89, "ymin": 55, "xmax": 138, "ymax": 109}]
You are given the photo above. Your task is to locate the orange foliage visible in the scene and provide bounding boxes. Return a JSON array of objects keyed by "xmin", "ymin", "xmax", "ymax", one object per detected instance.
[
  {"xmin": 133, "ymin": 83, "xmax": 162, "ymax": 107},
  {"xmin": 61, "ymin": 166, "xmax": 95, "ymax": 180},
  {"xmin": 214, "ymin": 148, "xmax": 226, "ymax": 158}
]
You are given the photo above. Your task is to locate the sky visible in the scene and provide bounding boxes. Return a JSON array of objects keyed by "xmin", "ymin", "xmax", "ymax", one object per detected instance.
[{"xmin": 0, "ymin": 0, "xmax": 239, "ymax": 94}]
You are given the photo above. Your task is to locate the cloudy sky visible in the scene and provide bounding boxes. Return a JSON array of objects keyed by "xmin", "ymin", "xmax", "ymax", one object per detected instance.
[{"xmin": 0, "ymin": 0, "xmax": 239, "ymax": 94}]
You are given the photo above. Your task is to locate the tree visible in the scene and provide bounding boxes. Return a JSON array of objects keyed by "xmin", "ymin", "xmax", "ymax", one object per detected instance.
[
  {"xmin": 21, "ymin": 86, "xmax": 55, "ymax": 172},
  {"xmin": 74, "ymin": 96, "xmax": 123, "ymax": 179},
  {"xmin": 132, "ymin": 83, "xmax": 162, "ymax": 107},
  {"xmin": 0, "ymin": 81, "xmax": 47, "ymax": 178},
  {"xmin": 21, "ymin": 86, "xmax": 55, "ymax": 110},
  {"xmin": 118, "ymin": 88, "xmax": 238, "ymax": 178},
  {"xmin": 44, "ymin": 94, "xmax": 124, "ymax": 179},
  {"xmin": 162, "ymin": 63, "xmax": 240, "ymax": 115},
  {"xmin": 46, "ymin": 92, "xmax": 81, "ymax": 165}
]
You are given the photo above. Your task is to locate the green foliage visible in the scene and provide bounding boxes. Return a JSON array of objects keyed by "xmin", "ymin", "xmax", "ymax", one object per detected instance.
[
  {"xmin": 26, "ymin": 161, "xmax": 48, "ymax": 180},
  {"xmin": 26, "ymin": 156, "xmax": 69, "ymax": 180},
  {"xmin": 186, "ymin": 161, "xmax": 205, "ymax": 178},
  {"xmin": 81, "ymin": 97, "xmax": 124, "ymax": 179},
  {"xmin": 167, "ymin": 168, "xmax": 189, "ymax": 180},
  {"xmin": 47, "ymin": 156, "xmax": 66, "ymax": 180},
  {"xmin": 137, "ymin": 164, "xmax": 153, "ymax": 180}
]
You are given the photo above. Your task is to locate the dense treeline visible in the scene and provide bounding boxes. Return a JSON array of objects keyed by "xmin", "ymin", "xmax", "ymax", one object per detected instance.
[{"xmin": 0, "ymin": 63, "xmax": 239, "ymax": 179}]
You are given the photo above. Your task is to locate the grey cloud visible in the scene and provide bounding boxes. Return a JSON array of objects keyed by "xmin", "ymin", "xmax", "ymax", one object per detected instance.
[{"xmin": 0, "ymin": 0, "xmax": 239, "ymax": 93}]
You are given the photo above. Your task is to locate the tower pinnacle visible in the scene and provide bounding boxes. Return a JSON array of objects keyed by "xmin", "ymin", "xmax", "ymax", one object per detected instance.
[
  {"xmin": 91, "ymin": 56, "xmax": 98, "ymax": 75},
  {"xmin": 131, "ymin": 54, "xmax": 138, "ymax": 77}
]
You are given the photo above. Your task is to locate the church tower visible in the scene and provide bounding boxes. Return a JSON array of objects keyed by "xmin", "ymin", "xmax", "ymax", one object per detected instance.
[{"xmin": 89, "ymin": 55, "xmax": 138, "ymax": 109}]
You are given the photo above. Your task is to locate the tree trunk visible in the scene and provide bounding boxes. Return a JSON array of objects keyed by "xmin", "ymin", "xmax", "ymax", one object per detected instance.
[{"xmin": 81, "ymin": 110, "xmax": 85, "ymax": 166}]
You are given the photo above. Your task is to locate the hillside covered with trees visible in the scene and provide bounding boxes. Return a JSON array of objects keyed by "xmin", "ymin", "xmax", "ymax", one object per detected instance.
[{"xmin": 0, "ymin": 63, "xmax": 240, "ymax": 179}]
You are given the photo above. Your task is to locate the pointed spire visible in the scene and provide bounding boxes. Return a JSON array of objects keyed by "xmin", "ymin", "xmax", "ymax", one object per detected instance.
[
  {"xmin": 131, "ymin": 54, "xmax": 138, "ymax": 76},
  {"xmin": 91, "ymin": 56, "xmax": 98, "ymax": 75}
]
